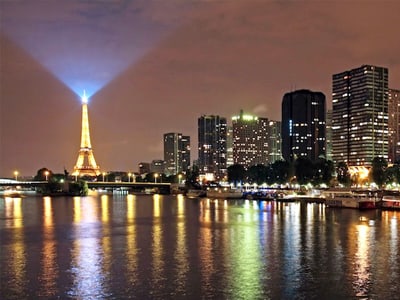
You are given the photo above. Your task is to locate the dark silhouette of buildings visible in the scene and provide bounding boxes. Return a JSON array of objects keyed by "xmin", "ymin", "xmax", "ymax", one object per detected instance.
[{"xmin": 281, "ymin": 89, "xmax": 326, "ymax": 162}]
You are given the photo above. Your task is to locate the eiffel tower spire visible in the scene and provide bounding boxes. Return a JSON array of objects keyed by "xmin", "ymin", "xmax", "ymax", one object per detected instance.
[{"xmin": 72, "ymin": 91, "xmax": 101, "ymax": 177}]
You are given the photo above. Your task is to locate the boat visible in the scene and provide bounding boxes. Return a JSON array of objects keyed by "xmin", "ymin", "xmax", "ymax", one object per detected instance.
[
  {"xmin": 322, "ymin": 191, "xmax": 379, "ymax": 209},
  {"xmin": 1, "ymin": 188, "xmax": 24, "ymax": 198},
  {"xmin": 206, "ymin": 187, "xmax": 243, "ymax": 199},
  {"xmin": 381, "ymin": 195, "xmax": 400, "ymax": 210},
  {"xmin": 275, "ymin": 193, "xmax": 297, "ymax": 202},
  {"xmin": 186, "ymin": 189, "xmax": 206, "ymax": 198}
]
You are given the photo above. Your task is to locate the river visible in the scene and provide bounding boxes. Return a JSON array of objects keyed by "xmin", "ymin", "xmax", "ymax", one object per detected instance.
[{"xmin": 1, "ymin": 193, "xmax": 399, "ymax": 299}]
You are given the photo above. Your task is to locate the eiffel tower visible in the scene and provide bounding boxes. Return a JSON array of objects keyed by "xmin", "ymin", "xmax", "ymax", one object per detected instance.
[{"xmin": 72, "ymin": 91, "xmax": 101, "ymax": 177}]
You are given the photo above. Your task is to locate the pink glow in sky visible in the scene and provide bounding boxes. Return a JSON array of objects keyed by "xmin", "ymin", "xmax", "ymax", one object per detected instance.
[{"xmin": 1, "ymin": 0, "xmax": 399, "ymax": 177}]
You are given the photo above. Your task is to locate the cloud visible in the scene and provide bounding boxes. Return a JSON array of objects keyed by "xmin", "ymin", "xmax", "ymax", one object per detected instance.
[{"xmin": 252, "ymin": 104, "xmax": 269, "ymax": 116}]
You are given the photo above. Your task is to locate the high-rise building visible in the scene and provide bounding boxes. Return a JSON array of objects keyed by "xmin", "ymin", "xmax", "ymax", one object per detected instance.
[
  {"xmin": 232, "ymin": 110, "xmax": 269, "ymax": 168},
  {"xmin": 332, "ymin": 65, "xmax": 388, "ymax": 166},
  {"xmin": 388, "ymin": 88, "xmax": 400, "ymax": 162},
  {"xmin": 226, "ymin": 125, "xmax": 234, "ymax": 167},
  {"xmin": 325, "ymin": 110, "xmax": 333, "ymax": 161},
  {"xmin": 163, "ymin": 133, "xmax": 191, "ymax": 175},
  {"xmin": 198, "ymin": 115, "xmax": 227, "ymax": 178},
  {"xmin": 281, "ymin": 89, "xmax": 326, "ymax": 162},
  {"xmin": 181, "ymin": 135, "xmax": 191, "ymax": 173},
  {"xmin": 267, "ymin": 120, "xmax": 282, "ymax": 163}
]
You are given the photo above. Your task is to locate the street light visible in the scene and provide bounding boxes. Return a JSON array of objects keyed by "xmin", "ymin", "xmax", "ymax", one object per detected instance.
[
  {"xmin": 102, "ymin": 172, "xmax": 106, "ymax": 182},
  {"xmin": 154, "ymin": 173, "xmax": 159, "ymax": 183},
  {"xmin": 128, "ymin": 172, "xmax": 132, "ymax": 182},
  {"xmin": 178, "ymin": 174, "xmax": 182, "ymax": 184},
  {"xmin": 44, "ymin": 170, "xmax": 49, "ymax": 181},
  {"xmin": 14, "ymin": 170, "xmax": 19, "ymax": 181}
]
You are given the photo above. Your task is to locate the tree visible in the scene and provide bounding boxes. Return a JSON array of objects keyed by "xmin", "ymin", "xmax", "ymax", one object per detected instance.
[
  {"xmin": 371, "ymin": 157, "xmax": 387, "ymax": 188},
  {"xmin": 267, "ymin": 160, "xmax": 290, "ymax": 185},
  {"xmin": 294, "ymin": 157, "xmax": 314, "ymax": 185},
  {"xmin": 227, "ymin": 164, "xmax": 246, "ymax": 187},
  {"xmin": 34, "ymin": 167, "xmax": 52, "ymax": 181},
  {"xmin": 384, "ymin": 164, "xmax": 400, "ymax": 185},
  {"xmin": 313, "ymin": 158, "xmax": 334, "ymax": 186},
  {"xmin": 246, "ymin": 164, "xmax": 267, "ymax": 185},
  {"xmin": 69, "ymin": 180, "xmax": 88, "ymax": 196},
  {"xmin": 185, "ymin": 165, "xmax": 200, "ymax": 189},
  {"xmin": 336, "ymin": 162, "xmax": 351, "ymax": 187}
]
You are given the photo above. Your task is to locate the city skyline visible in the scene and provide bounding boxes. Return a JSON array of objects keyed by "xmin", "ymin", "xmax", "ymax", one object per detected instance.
[{"xmin": 1, "ymin": 1, "xmax": 400, "ymax": 177}]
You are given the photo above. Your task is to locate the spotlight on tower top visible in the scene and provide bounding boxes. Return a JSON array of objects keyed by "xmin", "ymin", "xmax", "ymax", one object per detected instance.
[{"xmin": 81, "ymin": 90, "xmax": 88, "ymax": 104}]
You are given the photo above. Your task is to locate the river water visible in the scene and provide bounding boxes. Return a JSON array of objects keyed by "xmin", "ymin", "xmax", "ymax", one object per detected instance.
[{"xmin": 1, "ymin": 193, "xmax": 399, "ymax": 299}]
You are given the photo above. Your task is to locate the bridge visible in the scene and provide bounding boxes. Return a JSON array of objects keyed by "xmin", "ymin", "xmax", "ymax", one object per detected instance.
[
  {"xmin": 0, "ymin": 179, "xmax": 172, "ymax": 194},
  {"xmin": 0, "ymin": 180, "xmax": 48, "ymax": 187}
]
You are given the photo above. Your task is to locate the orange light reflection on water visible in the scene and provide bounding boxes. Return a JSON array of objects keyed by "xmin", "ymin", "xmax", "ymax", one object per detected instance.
[
  {"xmin": 39, "ymin": 196, "xmax": 57, "ymax": 297},
  {"xmin": 175, "ymin": 194, "xmax": 189, "ymax": 293},
  {"xmin": 126, "ymin": 194, "xmax": 138, "ymax": 285},
  {"xmin": 4, "ymin": 197, "xmax": 26, "ymax": 292},
  {"xmin": 198, "ymin": 199, "xmax": 214, "ymax": 291},
  {"xmin": 352, "ymin": 223, "xmax": 372, "ymax": 297},
  {"xmin": 101, "ymin": 195, "xmax": 111, "ymax": 277},
  {"xmin": 152, "ymin": 194, "xmax": 164, "ymax": 286}
]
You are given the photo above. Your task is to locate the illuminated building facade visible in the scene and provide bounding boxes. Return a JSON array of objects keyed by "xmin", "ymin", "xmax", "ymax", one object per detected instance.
[
  {"xmin": 163, "ymin": 132, "xmax": 191, "ymax": 175},
  {"xmin": 332, "ymin": 65, "xmax": 388, "ymax": 166},
  {"xmin": 281, "ymin": 89, "xmax": 326, "ymax": 162},
  {"xmin": 226, "ymin": 126, "xmax": 234, "ymax": 167},
  {"xmin": 181, "ymin": 135, "xmax": 191, "ymax": 173},
  {"xmin": 267, "ymin": 120, "xmax": 282, "ymax": 163},
  {"xmin": 232, "ymin": 110, "xmax": 269, "ymax": 168},
  {"xmin": 325, "ymin": 110, "xmax": 333, "ymax": 161},
  {"xmin": 198, "ymin": 115, "xmax": 227, "ymax": 178},
  {"xmin": 73, "ymin": 91, "xmax": 101, "ymax": 177},
  {"xmin": 388, "ymin": 88, "xmax": 400, "ymax": 162}
]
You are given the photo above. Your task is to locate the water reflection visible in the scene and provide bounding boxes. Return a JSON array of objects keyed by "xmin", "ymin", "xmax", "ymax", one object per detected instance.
[
  {"xmin": 68, "ymin": 196, "xmax": 106, "ymax": 299},
  {"xmin": 352, "ymin": 222, "xmax": 372, "ymax": 297},
  {"xmin": 226, "ymin": 200, "xmax": 263, "ymax": 299},
  {"xmin": 1, "ymin": 195, "xmax": 400, "ymax": 299},
  {"xmin": 126, "ymin": 194, "xmax": 138, "ymax": 286},
  {"xmin": 151, "ymin": 194, "xmax": 165, "ymax": 292},
  {"xmin": 39, "ymin": 197, "xmax": 57, "ymax": 297},
  {"xmin": 4, "ymin": 197, "xmax": 26, "ymax": 297},
  {"xmin": 174, "ymin": 195, "xmax": 189, "ymax": 294},
  {"xmin": 101, "ymin": 194, "xmax": 112, "ymax": 284},
  {"xmin": 198, "ymin": 199, "xmax": 215, "ymax": 297}
]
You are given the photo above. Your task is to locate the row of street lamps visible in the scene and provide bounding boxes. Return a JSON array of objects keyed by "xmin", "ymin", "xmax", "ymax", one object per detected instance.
[
  {"xmin": 13, "ymin": 170, "xmax": 183, "ymax": 184},
  {"xmin": 13, "ymin": 170, "xmax": 49, "ymax": 181}
]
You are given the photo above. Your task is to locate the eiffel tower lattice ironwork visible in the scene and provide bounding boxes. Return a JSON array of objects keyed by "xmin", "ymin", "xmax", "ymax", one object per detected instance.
[{"xmin": 72, "ymin": 91, "xmax": 101, "ymax": 177}]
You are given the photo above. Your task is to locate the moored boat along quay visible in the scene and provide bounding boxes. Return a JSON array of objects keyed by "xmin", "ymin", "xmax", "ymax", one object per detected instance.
[{"xmin": 189, "ymin": 187, "xmax": 400, "ymax": 210}]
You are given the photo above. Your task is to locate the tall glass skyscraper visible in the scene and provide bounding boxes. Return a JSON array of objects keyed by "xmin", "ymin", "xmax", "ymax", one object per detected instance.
[
  {"xmin": 332, "ymin": 65, "xmax": 388, "ymax": 166},
  {"xmin": 198, "ymin": 115, "xmax": 227, "ymax": 178},
  {"xmin": 281, "ymin": 89, "xmax": 326, "ymax": 162},
  {"xmin": 163, "ymin": 132, "xmax": 191, "ymax": 175}
]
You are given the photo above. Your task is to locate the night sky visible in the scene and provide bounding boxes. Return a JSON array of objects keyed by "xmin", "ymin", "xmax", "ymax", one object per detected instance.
[{"xmin": 1, "ymin": 0, "xmax": 399, "ymax": 177}]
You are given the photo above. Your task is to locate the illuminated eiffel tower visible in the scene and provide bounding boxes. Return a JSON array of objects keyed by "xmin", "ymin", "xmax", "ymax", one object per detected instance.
[{"xmin": 72, "ymin": 91, "xmax": 101, "ymax": 177}]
